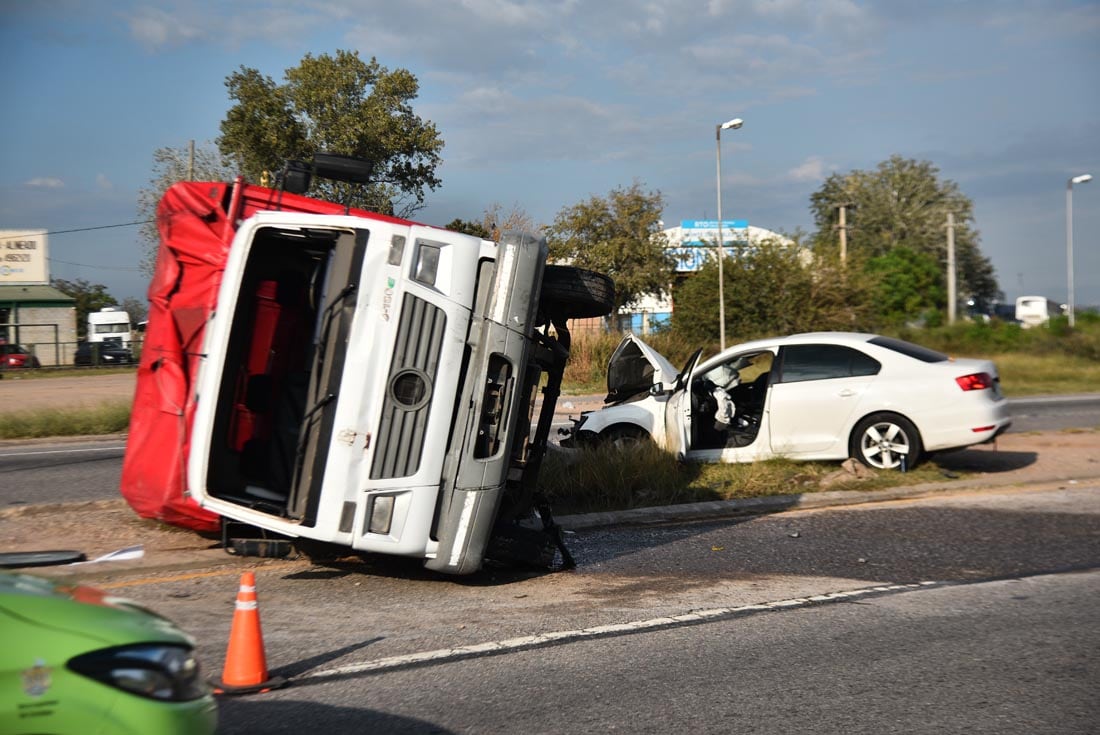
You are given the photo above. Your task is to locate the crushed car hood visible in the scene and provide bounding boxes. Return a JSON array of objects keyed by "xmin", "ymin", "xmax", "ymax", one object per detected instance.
[{"xmin": 605, "ymin": 334, "xmax": 678, "ymax": 404}]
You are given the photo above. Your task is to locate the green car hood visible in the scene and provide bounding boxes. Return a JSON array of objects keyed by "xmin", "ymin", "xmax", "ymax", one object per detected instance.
[{"xmin": 0, "ymin": 572, "xmax": 193, "ymax": 649}]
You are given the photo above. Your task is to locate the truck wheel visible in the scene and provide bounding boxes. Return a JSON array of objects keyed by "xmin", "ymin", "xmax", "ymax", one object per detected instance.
[{"xmin": 540, "ymin": 266, "xmax": 615, "ymax": 320}]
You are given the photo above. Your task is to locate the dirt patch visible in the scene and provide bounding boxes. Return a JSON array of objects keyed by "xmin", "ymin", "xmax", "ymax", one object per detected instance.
[
  {"xmin": 0, "ymin": 372, "xmax": 137, "ymax": 411},
  {"xmin": 0, "ymin": 500, "xmax": 224, "ymax": 576}
]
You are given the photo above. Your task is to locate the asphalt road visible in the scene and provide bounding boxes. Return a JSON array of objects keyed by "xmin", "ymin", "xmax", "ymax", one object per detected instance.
[
  {"xmin": 94, "ymin": 484, "xmax": 1100, "ymax": 734},
  {"xmin": 1, "ymin": 395, "xmax": 1097, "ymax": 508},
  {"xmin": 3, "ymin": 394, "xmax": 1098, "ymax": 733},
  {"xmin": 208, "ymin": 572, "xmax": 1099, "ymax": 734}
]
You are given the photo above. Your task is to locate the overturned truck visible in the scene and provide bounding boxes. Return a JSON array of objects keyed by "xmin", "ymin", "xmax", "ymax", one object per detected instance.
[{"xmin": 121, "ymin": 158, "xmax": 613, "ymax": 574}]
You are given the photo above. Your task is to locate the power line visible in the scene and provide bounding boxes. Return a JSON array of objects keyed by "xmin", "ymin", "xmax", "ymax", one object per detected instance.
[
  {"xmin": 8, "ymin": 220, "xmax": 152, "ymax": 272},
  {"xmin": 19, "ymin": 220, "xmax": 154, "ymax": 237},
  {"xmin": 46, "ymin": 256, "xmax": 143, "ymax": 272}
]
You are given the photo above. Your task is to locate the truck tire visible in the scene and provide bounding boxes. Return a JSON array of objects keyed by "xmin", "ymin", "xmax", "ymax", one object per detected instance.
[{"xmin": 540, "ymin": 266, "xmax": 615, "ymax": 320}]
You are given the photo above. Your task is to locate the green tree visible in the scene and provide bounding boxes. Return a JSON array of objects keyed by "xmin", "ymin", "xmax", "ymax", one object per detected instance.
[
  {"xmin": 545, "ymin": 182, "xmax": 675, "ymax": 312},
  {"xmin": 670, "ymin": 239, "xmax": 875, "ymax": 344},
  {"xmin": 218, "ymin": 50, "xmax": 443, "ymax": 218},
  {"xmin": 445, "ymin": 219, "xmax": 492, "ymax": 238},
  {"xmin": 50, "ymin": 278, "xmax": 118, "ymax": 339},
  {"xmin": 864, "ymin": 247, "xmax": 945, "ymax": 326},
  {"xmin": 136, "ymin": 141, "xmax": 236, "ymax": 274},
  {"xmin": 118, "ymin": 296, "xmax": 149, "ymax": 326},
  {"xmin": 809, "ymin": 155, "xmax": 1002, "ymax": 306},
  {"xmin": 444, "ymin": 202, "xmax": 538, "ymax": 241}
]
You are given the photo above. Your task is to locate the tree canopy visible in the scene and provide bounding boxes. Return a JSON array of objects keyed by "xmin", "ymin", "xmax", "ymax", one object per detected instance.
[
  {"xmin": 863, "ymin": 247, "xmax": 946, "ymax": 326},
  {"xmin": 445, "ymin": 202, "xmax": 538, "ymax": 241},
  {"xmin": 545, "ymin": 182, "xmax": 675, "ymax": 313},
  {"xmin": 669, "ymin": 239, "xmax": 873, "ymax": 344},
  {"xmin": 218, "ymin": 50, "xmax": 443, "ymax": 218},
  {"xmin": 50, "ymin": 278, "xmax": 118, "ymax": 339},
  {"xmin": 136, "ymin": 141, "xmax": 236, "ymax": 274},
  {"xmin": 809, "ymin": 155, "xmax": 1001, "ymax": 306}
]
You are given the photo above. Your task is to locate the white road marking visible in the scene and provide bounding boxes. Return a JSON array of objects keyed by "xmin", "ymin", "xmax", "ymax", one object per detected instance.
[{"xmin": 298, "ymin": 581, "xmax": 940, "ymax": 681}]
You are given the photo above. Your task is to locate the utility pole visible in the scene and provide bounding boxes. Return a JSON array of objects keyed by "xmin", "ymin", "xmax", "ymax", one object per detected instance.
[
  {"xmin": 946, "ymin": 212, "xmax": 957, "ymax": 325},
  {"xmin": 835, "ymin": 203, "xmax": 851, "ymax": 264},
  {"xmin": 188, "ymin": 140, "xmax": 195, "ymax": 181}
]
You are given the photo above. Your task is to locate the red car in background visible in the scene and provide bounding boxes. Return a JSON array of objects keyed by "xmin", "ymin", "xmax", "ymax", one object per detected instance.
[{"xmin": 0, "ymin": 342, "xmax": 41, "ymax": 371}]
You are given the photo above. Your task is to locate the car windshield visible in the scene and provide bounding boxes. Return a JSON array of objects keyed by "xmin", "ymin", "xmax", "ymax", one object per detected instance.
[{"xmin": 867, "ymin": 336, "xmax": 948, "ymax": 363}]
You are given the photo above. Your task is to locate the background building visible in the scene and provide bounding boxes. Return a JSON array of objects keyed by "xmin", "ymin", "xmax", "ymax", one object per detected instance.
[
  {"xmin": 0, "ymin": 230, "xmax": 78, "ymax": 366},
  {"xmin": 613, "ymin": 220, "xmax": 794, "ymax": 334}
]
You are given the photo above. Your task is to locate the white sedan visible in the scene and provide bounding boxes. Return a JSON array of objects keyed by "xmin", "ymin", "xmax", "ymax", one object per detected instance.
[{"xmin": 566, "ymin": 332, "xmax": 1012, "ymax": 470}]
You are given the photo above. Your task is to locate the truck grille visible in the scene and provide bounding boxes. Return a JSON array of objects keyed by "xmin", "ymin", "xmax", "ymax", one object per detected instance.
[{"xmin": 370, "ymin": 295, "xmax": 446, "ymax": 479}]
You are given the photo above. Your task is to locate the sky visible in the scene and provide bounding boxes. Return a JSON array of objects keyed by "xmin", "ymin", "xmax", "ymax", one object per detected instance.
[{"xmin": 2, "ymin": 1, "xmax": 1098, "ymax": 309}]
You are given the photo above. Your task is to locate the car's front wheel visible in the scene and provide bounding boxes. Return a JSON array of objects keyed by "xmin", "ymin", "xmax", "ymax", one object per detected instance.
[
  {"xmin": 850, "ymin": 413, "xmax": 923, "ymax": 470},
  {"xmin": 601, "ymin": 424, "xmax": 653, "ymax": 450}
]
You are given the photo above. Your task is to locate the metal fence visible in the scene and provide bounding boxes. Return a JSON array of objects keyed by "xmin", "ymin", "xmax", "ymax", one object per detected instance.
[{"xmin": 0, "ymin": 338, "xmax": 143, "ymax": 372}]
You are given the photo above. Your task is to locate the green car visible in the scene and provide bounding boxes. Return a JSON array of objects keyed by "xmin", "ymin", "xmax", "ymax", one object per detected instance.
[{"xmin": 0, "ymin": 572, "xmax": 217, "ymax": 734}]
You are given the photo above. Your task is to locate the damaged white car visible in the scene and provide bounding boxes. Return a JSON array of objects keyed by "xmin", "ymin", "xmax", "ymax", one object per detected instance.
[{"xmin": 564, "ymin": 332, "xmax": 1012, "ymax": 470}]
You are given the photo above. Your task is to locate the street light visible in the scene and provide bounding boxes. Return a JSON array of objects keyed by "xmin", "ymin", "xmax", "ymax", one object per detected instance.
[
  {"xmin": 1067, "ymin": 173, "xmax": 1092, "ymax": 328},
  {"xmin": 716, "ymin": 117, "xmax": 743, "ymax": 352}
]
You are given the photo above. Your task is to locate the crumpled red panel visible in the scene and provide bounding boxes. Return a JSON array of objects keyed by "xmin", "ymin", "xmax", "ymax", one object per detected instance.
[{"xmin": 119, "ymin": 180, "xmax": 413, "ymax": 532}]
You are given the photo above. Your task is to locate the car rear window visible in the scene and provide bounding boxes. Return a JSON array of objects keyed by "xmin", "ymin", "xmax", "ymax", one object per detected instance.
[{"xmin": 867, "ymin": 336, "xmax": 949, "ymax": 363}]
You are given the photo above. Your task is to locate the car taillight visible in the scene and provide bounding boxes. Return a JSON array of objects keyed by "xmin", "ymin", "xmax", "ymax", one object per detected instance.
[{"xmin": 956, "ymin": 373, "xmax": 993, "ymax": 391}]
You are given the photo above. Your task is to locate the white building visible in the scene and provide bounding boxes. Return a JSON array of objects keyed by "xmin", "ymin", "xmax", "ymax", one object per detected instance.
[{"xmin": 617, "ymin": 219, "xmax": 794, "ymax": 333}]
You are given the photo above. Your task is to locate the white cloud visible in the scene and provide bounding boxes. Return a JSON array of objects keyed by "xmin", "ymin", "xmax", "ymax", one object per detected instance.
[
  {"xmin": 787, "ymin": 155, "xmax": 829, "ymax": 183},
  {"xmin": 96, "ymin": 174, "xmax": 114, "ymax": 191},
  {"xmin": 25, "ymin": 177, "xmax": 65, "ymax": 189},
  {"xmin": 124, "ymin": 7, "xmax": 203, "ymax": 51}
]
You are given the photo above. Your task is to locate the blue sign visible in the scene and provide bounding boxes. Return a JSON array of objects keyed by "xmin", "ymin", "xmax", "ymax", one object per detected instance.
[{"xmin": 680, "ymin": 219, "xmax": 748, "ymax": 230}]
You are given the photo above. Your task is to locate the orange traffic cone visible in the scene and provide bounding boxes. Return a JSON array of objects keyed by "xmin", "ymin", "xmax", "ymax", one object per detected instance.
[{"xmin": 213, "ymin": 571, "xmax": 286, "ymax": 695}]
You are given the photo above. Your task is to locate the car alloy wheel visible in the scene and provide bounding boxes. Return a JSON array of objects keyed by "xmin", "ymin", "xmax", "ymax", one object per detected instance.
[{"xmin": 852, "ymin": 413, "xmax": 922, "ymax": 471}]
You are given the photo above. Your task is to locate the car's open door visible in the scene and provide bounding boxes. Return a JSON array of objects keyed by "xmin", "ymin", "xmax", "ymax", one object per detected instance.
[{"xmin": 663, "ymin": 348, "xmax": 703, "ymax": 460}]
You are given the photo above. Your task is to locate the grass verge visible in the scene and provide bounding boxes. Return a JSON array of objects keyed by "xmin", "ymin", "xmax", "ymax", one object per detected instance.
[
  {"xmin": 538, "ymin": 442, "xmax": 962, "ymax": 515},
  {"xmin": 0, "ymin": 401, "xmax": 133, "ymax": 440}
]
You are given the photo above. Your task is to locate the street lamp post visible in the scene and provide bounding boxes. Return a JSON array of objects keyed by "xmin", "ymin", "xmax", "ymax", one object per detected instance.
[
  {"xmin": 1067, "ymin": 173, "xmax": 1092, "ymax": 329},
  {"xmin": 715, "ymin": 117, "xmax": 743, "ymax": 352}
]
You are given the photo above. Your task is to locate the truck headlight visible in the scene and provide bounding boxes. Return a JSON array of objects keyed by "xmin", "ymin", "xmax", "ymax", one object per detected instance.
[
  {"xmin": 368, "ymin": 495, "xmax": 395, "ymax": 535},
  {"xmin": 411, "ymin": 242, "xmax": 440, "ymax": 287}
]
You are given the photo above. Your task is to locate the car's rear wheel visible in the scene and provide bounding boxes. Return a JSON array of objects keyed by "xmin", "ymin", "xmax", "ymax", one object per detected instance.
[
  {"xmin": 850, "ymin": 413, "xmax": 923, "ymax": 470},
  {"xmin": 540, "ymin": 265, "xmax": 615, "ymax": 320}
]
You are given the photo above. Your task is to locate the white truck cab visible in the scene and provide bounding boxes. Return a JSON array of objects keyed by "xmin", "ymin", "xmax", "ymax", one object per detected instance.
[
  {"xmin": 168, "ymin": 159, "xmax": 613, "ymax": 574},
  {"xmin": 87, "ymin": 307, "xmax": 132, "ymax": 346}
]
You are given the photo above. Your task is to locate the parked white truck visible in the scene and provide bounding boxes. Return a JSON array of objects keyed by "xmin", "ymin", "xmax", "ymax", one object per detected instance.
[
  {"xmin": 87, "ymin": 307, "xmax": 132, "ymax": 345},
  {"xmin": 121, "ymin": 155, "xmax": 613, "ymax": 575},
  {"xmin": 1015, "ymin": 295, "xmax": 1061, "ymax": 328}
]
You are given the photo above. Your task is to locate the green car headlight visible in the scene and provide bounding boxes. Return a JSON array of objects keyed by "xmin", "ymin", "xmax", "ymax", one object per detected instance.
[{"xmin": 67, "ymin": 644, "xmax": 208, "ymax": 702}]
